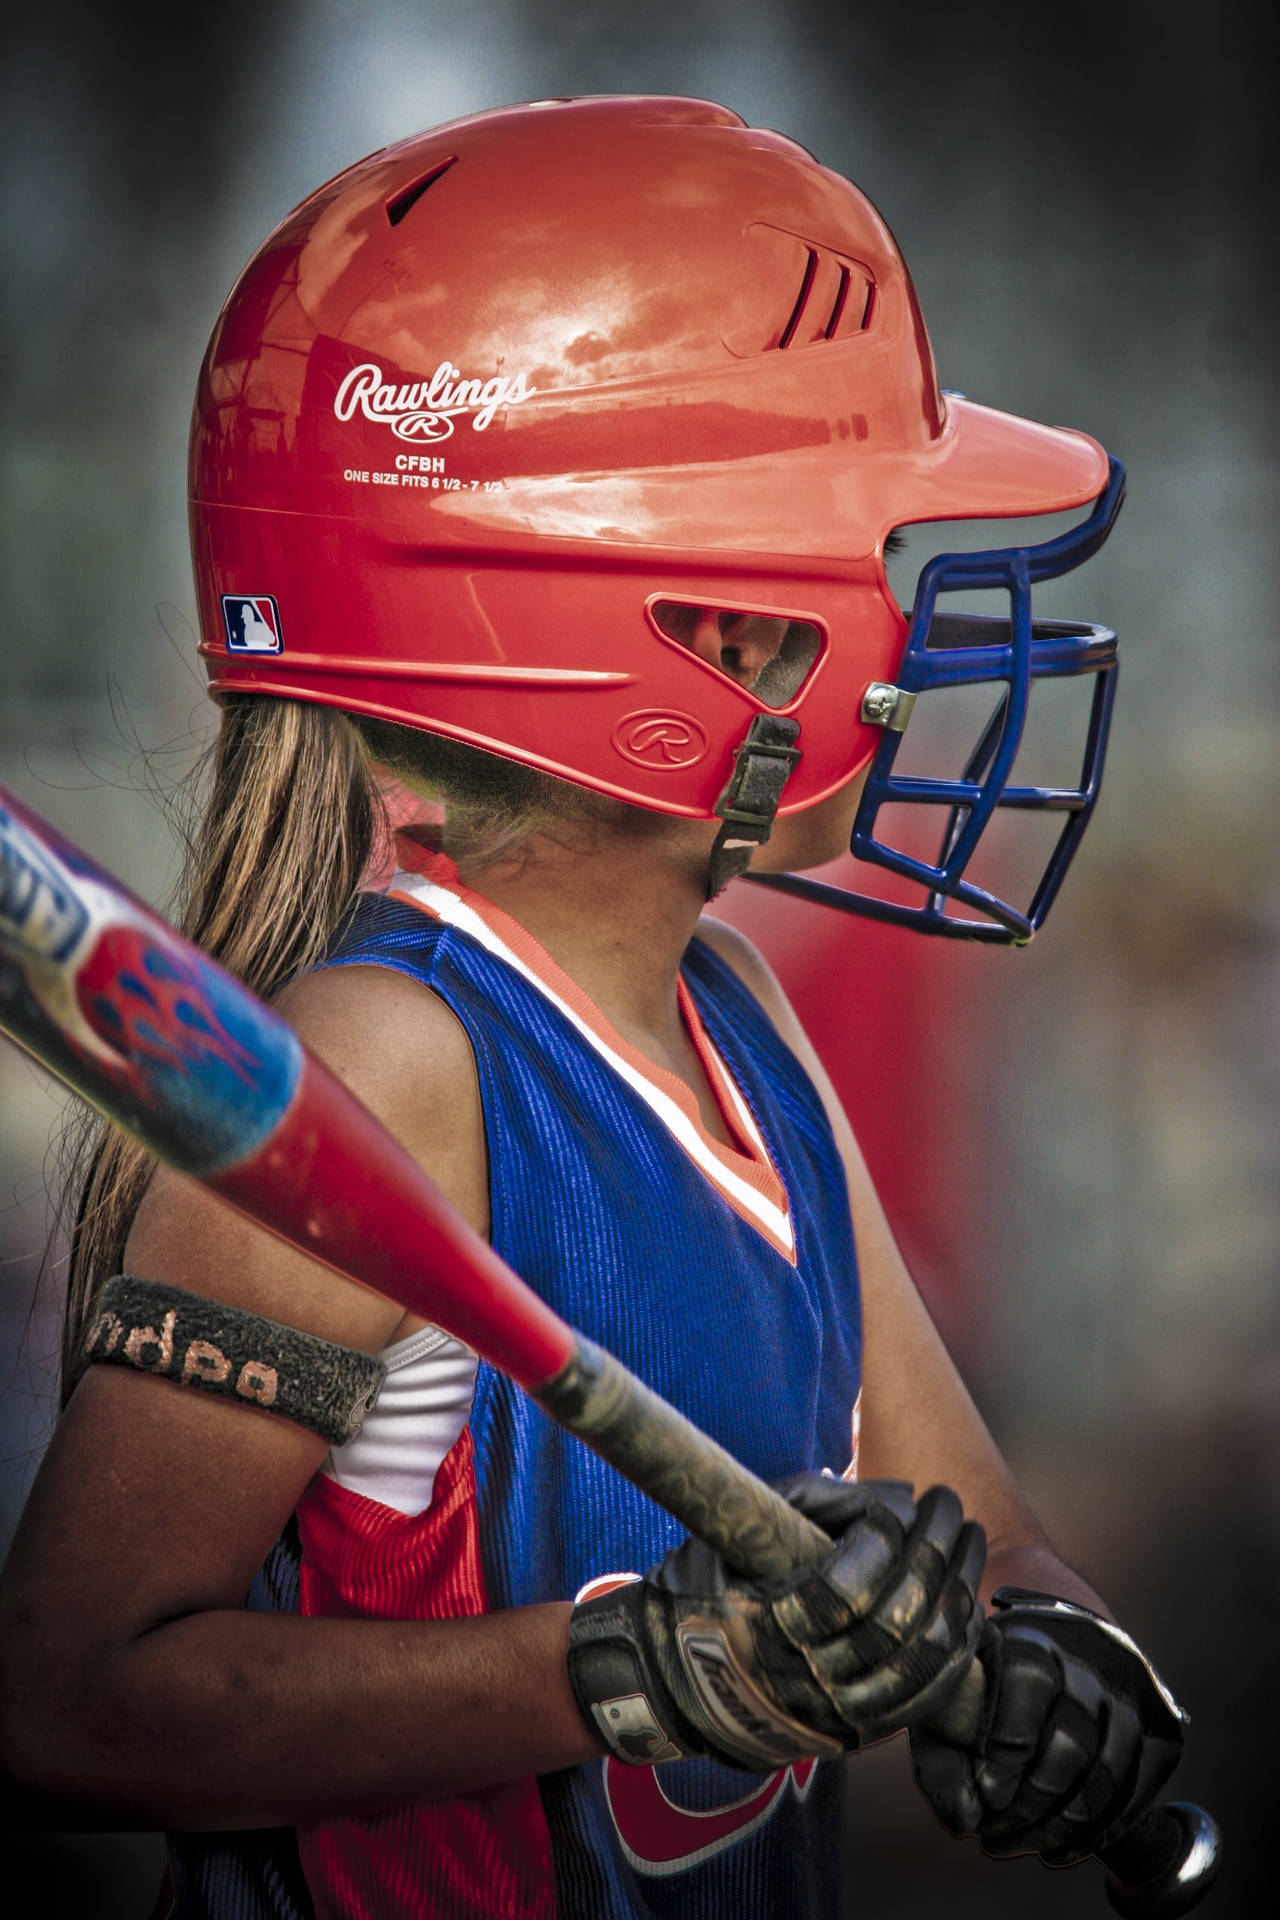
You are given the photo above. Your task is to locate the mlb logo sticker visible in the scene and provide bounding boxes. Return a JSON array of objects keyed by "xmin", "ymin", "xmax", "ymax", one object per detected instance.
[{"xmin": 222, "ymin": 595, "xmax": 283, "ymax": 654}]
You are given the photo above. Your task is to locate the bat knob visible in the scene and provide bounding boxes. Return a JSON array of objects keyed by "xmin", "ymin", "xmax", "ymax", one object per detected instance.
[{"xmin": 1102, "ymin": 1801, "xmax": 1222, "ymax": 1917}]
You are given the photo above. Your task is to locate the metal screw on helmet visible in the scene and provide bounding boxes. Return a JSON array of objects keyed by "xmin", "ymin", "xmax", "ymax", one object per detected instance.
[{"xmin": 861, "ymin": 684, "xmax": 916, "ymax": 732}]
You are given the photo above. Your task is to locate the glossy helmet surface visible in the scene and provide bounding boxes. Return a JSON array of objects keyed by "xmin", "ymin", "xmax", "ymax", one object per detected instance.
[{"xmin": 190, "ymin": 94, "xmax": 1120, "ymax": 940}]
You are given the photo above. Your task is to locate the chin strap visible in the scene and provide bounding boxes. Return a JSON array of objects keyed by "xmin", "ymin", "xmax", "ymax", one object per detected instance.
[{"xmin": 706, "ymin": 715, "xmax": 802, "ymax": 901}]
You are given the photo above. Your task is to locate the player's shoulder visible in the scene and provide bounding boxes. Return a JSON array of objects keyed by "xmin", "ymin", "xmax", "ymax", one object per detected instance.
[
  {"xmin": 276, "ymin": 951, "xmax": 470, "ymax": 1064},
  {"xmin": 273, "ymin": 953, "xmax": 481, "ymax": 1165}
]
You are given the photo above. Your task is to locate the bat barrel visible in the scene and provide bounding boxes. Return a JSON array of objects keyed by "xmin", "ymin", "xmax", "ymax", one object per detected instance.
[{"xmin": 209, "ymin": 1053, "xmax": 574, "ymax": 1389}]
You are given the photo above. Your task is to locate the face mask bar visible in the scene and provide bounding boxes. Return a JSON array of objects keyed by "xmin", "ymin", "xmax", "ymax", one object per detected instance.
[{"xmin": 744, "ymin": 457, "xmax": 1125, "ymax": 944}]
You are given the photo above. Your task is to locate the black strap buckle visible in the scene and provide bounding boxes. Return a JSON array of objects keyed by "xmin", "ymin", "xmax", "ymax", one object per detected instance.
[{"xmin": 706, "ymin": 715, "xmax": 802, "ymax": 899}]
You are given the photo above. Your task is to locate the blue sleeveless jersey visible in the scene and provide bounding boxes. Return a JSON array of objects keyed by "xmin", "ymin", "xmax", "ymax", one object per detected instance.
[{"xmin": 170, "ymin": 865, "xmax": 862, "ymax": 1920}]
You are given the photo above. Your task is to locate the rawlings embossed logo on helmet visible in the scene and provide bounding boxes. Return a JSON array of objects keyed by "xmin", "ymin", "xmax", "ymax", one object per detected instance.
[
  {"xmin": 333, "ymin": 360, "xmax": 538, "ymax": 443},
  {"xmin": 612, "ymin": 712, "xmax": 709, "ymax": 770}
]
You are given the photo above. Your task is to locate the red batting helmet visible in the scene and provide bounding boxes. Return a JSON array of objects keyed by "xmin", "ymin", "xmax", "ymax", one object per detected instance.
[{"xmin": 190, "ymin": 95, "xmax": 1118, "ymax": 937}]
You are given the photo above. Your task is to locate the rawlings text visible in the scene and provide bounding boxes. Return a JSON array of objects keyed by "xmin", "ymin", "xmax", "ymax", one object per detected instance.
[{"xmin": 334, "ymin": 360, "xmax": 537, "ymax": 442}]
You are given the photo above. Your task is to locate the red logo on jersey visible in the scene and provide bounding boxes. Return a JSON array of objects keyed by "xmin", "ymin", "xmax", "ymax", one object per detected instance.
[{"xmin": 603, "ymin": 1755, "xmax": 818, "ymax": 1876}]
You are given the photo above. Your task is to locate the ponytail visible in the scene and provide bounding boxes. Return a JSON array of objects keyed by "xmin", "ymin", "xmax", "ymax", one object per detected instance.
[
  {"xmin": 56, "ymin": 694, "xmax": 655, "ymax": 1403},
  {"xmin": 58, "ymin": 697, "xmax": 384, "ymax": 1404}
]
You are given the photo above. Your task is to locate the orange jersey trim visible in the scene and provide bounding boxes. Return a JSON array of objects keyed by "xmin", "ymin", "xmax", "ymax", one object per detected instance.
[{"xmin": 388, "ymin": 842, "xmax": 796, "ymax": 1263}]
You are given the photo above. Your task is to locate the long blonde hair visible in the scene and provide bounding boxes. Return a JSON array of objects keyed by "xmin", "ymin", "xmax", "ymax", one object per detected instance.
[{"xmin": 57, "ymin": 694, "xmax": 642, "ymax": 1402}]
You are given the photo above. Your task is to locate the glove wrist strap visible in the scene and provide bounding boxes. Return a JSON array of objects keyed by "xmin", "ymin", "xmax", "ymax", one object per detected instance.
[
  {"xmin": 567, "ymin": 1584, "xmax": 692, "ymax": 1766},
  {"xmin": 991, "ymin": 1587, "xmax": 1190, "ymax": 1726}
]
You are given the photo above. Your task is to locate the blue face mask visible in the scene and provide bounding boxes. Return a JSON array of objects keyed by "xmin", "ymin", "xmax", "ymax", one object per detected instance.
[{"xmin": 746, "ymin": 458, "xmax": 1125, "ymax": 944}]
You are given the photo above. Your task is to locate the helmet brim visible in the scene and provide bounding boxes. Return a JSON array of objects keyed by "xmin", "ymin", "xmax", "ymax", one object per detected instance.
[{"xmin": 890, "ymin": 396, "xmax": 1110, "ymax": 537}]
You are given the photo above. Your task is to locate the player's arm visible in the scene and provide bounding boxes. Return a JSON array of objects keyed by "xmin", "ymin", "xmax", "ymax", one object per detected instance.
[
  {"xmin": 0, "ymin": 963, "xmax": 602, "ymax": 1827},
  {"xmin": 695, "ymin": 916, "xmax": 1104, "ymax": 1612}
]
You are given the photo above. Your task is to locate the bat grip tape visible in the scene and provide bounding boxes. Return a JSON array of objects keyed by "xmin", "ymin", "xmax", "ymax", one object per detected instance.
[
  {"xmin": 533, "ymin": 1336, "xmax": 831, "ymax": 1579},
  {"xmin": 82, "ymin": 1275, "xmax": 386, "ymax": 1446}
]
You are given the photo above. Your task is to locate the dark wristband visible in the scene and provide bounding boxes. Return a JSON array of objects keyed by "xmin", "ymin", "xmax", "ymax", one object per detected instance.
[
  {"xmin": 83, "ymin": 1274, "xmax": 386, "ymax": 1446},
  {"xmin": 567, "ymin": 1583, "xmax": 691, "ymax": 1766}
]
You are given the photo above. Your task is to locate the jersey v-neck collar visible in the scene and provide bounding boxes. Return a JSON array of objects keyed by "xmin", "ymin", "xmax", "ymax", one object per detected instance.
[{"xmin": 387, "ymin": 843, "xmax": 796, "ymax": 1263}]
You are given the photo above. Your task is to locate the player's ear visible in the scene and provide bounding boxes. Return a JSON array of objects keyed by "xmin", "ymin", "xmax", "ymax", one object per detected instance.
[{"xmin": 654, "ymin": 606, "xmax": 723, "ymax": 668}]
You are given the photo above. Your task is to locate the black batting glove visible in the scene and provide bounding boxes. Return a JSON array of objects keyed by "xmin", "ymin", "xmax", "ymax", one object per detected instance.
[
  {"xmin": 909, "ymin": 1586, "xmax": 1187, "ymax": 1865},
  {"xmin": 567, "ymin": 1475, "xmax": 985, "ymax": 1773}
]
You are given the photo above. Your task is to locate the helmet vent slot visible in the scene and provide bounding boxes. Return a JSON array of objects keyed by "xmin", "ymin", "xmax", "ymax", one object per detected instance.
[
  {"xmin": 721, "ymin": 225, "xmax": 874, "ymax": 357},
  {"xmin": 795, "ymin": 252, "xmax": 873, "ymax": 346},
  {"xmin": 385, "ymin": 156, "xmax": 458, "ymax": 227},
  {"xmin": 823, "ymin": 266, "xmax": 852, "ymax": 339},
  {"xmin": 778, "ymin": 250, "xmax": 819, "ymax": 350}
]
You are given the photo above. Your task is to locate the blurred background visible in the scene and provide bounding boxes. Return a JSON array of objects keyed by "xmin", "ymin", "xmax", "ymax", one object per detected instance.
[{"xmin": 1, "ymin": 1, "xmax": 1274, "ymax": 1913}]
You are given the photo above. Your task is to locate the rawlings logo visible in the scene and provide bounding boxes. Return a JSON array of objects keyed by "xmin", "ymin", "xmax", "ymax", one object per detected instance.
[
  {"xmin": 333, "ymin": 360, "xmax": 537, "ymax": 442},
  {"xmin": 611, "ymin": 711, "xmax": 709, "ymax": 770}
]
